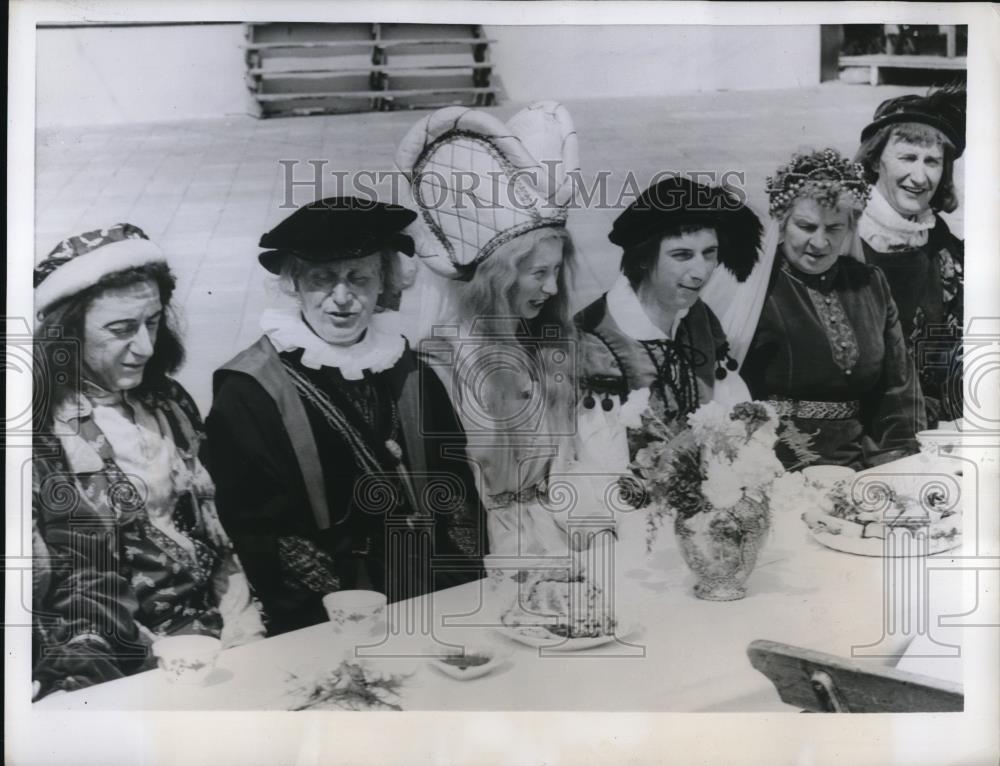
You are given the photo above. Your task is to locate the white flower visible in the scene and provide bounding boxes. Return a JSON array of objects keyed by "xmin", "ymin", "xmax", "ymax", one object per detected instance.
[
  {"xmin": 703, "ymin": 455, "xmax": 744, "ymax": 509},
  {"xmin": 617, "ymin": 387, "xmax": 651, "ymax": 430}
]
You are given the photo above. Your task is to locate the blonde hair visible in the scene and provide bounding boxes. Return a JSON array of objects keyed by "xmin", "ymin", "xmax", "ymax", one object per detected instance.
[{"xmin": 447, "ymin": 227, "xmax": 578, "ymax": 489}]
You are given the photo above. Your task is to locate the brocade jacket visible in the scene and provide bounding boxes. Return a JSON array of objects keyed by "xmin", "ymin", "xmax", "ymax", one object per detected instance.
[{"xmin": 32, "ymin": 379, "xmax": 253, "ymax": 699}]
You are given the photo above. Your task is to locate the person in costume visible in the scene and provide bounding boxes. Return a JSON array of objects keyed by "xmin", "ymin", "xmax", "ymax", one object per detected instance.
[
  {"xmin": 576, "ymin": 176, "xmax": 763, "ymax": 461},
  {"xmin": 32, "ymin": 224, "xmax": 264, "ymax": 700},
  {"xmin": 855, "ymin": 85, "xmax": 965, "ymax": 427},
  {"xmin": 205, "ymin": 198, "xmax": 486, "ymax": 636},
  {"xmin": 737, "ymin": 149, "xmax": 924, "ymax": 469},
  {"xmin": 396, "ymin": 101, "xmax": 603, "ymax": 556}
]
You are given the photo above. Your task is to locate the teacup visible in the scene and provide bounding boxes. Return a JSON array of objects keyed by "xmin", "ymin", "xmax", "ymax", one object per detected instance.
[
  {"xmin": 152, "ymin": 635, "xmax": 221, "ymax": 684},
  {"xmin": 322, "ymin": 590, "xmax": 386, "ymax": 638},
  {"xmin": 802, "ymin": 465, "xmax": 857, "ymax": 487}
]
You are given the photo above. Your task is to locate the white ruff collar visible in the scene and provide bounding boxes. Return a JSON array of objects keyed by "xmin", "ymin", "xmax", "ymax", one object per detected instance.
[
  {"xmin": 606, "ymin": 274, "xmax": 688, "ymax": 341},
  {"xmin": 859, "ymin": 185, "xmax": 936, "ymax": 252},
  {"xmin": 260, "ymin": 307, "xmax": 407, "ymax": 380}
]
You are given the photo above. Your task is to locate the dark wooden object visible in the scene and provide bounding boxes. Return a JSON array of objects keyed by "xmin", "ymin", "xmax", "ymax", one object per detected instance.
[
  {"xmin": 747, "ymin": 639, "xmax": 964, "ymax": 713},
  {"xmin": 245, "ymin": 23, "xmax": 499, "ymax": 118}
]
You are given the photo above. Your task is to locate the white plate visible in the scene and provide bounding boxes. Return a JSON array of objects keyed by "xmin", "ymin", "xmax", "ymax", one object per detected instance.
[
  {"xmin": 493, "ymin": 621, "xmax": 640, "ymax": 651},
  {"xmin": 807, "ymin": 525, "xmax": 962, "ymax": 557}
]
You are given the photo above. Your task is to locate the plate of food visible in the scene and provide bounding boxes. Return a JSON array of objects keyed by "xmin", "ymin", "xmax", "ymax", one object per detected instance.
[
  {"xmin": 492, "ymin": 573, "xmax": 638, "ymax": 650},
  {"xmin": 801, "ymin": 478, "xmax": 961, "ymax": 557}
]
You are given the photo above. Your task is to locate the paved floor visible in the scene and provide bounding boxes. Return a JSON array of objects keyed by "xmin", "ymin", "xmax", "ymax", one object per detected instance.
[{"xmin": 35, "ymin": 83, "xmax": 963, "ymax": 412}]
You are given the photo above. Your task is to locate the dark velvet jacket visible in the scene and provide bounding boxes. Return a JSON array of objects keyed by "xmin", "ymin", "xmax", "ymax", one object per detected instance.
[
  {"xmin": 32, "ymin": 380, "xmax": 236, "ymax": 698},
  {"xmin": 741, "ymin": 255, "xmax": 924, "ymax": 469},
  {"xmin": 861, "ymin": 215, "xmax": 963, "ymax": 427},
  {"xmin": 205, "ymin": 337, "xmax": 486, "ymax": 636}
]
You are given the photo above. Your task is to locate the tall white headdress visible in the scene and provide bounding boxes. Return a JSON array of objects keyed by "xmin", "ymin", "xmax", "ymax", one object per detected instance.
[{"xmin": 395, "ymin": 101, "xmax": 579, "ymax": 280}]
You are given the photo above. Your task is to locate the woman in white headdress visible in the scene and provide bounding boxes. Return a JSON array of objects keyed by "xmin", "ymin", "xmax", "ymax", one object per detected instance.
[{"xmin": 396, "ymin": 102, "xmax": 605, "ymax": 556}]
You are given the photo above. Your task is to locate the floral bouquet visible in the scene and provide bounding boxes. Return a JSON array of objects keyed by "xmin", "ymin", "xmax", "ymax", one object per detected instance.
[{"xmin": 622, "ymin": 396, "xmax": 800, "ymax": 600}]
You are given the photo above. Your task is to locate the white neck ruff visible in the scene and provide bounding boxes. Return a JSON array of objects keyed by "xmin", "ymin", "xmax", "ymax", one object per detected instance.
[
  {"xmin": 260, "ymin": 307, "xmax": 407, "ymax": 380},
  {"xmin": 858, "ymin": 185, "xmax": 936, "ymax": 252},
  {"xmin": 606, "ymin": 274, "xmax": 689, "ymax": 341}
]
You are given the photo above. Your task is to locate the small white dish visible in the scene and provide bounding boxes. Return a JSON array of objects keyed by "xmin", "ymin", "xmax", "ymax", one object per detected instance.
[{"xmin": 426, "ymin": 644, "xmax": 511, "ymax": 680}]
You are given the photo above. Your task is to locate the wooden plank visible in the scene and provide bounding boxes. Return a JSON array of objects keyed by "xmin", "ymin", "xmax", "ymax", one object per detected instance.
[
  {"xmin": 249, "ymin": 63, "xmax": 494, "ymax": 77},
  {"xmin": 747, "ymin": 640, "xmax": 964, "ymax": 713},
  {"xmin": 254, "ymin": 86, "xmax": 499, "ymax": 103},
  {"xmin": 246, "ymin": 38, "xmax": 497, "ymax": 52},
  {"xmin": 839, "ymin": 54, "xmax": 967, "ymax": 70}
]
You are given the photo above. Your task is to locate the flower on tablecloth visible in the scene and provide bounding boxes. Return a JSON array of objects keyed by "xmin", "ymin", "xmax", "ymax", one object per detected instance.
[{"xmin": 286, "ymin": 660, "xmax": 410, "ymax": 711}]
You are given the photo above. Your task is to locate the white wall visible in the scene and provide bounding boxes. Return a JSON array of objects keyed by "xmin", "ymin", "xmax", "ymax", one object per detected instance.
[
  {"xmin": 35, "ymin": 24, "xmax": 820, "ymax": 128},
  {"xmin": 36, "ymin": 24, "xmax": 248, "ymax": 127},
  {"xmin": 487, "ymin": 25, "xmax": 821, "ymax": 101}
]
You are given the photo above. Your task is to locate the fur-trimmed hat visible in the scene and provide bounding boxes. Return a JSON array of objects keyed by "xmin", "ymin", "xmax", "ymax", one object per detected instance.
[
  {"xmin": 860, "ymin": 84, "xmax": 966, "ymax": 158},
  {"xmin": 609, "ymin": 176, "xmax": 763, "ymax": 283},
  {"xmin": 34, "ymin": 223, "xmax": 166, "ymax": 316},
  {"xmin": 395, "ymin": 101, "xmax": 579, "ymax": 280},
  {"xmin": 258, "ymin": 196, "xmax": 416, "ymax": 274}
]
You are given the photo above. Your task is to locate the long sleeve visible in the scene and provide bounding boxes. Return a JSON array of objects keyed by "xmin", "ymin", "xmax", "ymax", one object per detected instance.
[
  {"xmin": 32, "ymin": 450, "xmax": 151, "ymax": 698},
  {"xmin": 204, "ymin": 374, "xmax": 334, "ymax": 635},
  {"xmin": 862, "ymin": 269, "xmax": 925, "ymax": 465}
]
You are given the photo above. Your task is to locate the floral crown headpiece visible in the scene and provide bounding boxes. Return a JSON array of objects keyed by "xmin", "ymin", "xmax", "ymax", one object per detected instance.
[{"xmin": 765, "ymin": 148, "xmax": 870, "ymax": 219}]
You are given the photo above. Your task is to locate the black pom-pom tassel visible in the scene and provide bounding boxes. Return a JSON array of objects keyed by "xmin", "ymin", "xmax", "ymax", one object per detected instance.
[
  {"xmin": 601, "ymin": 395, "xmax": 614, "ymax": 412},
  {"xmin": 714, "ymin": 366, "xmax": 727, "ymax": 381},
  {"xmin": 583, "ymin": 394, "xmax": 595, "ymax": 410},
  {"xmin": 726, "ymin": 356, "xmax": 739, "ymax": 371}
]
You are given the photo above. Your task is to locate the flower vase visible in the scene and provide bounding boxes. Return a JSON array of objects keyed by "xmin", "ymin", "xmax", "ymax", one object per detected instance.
[{"xmin": 673, "ymin": 497, "xmax": 770, "ymax": 601}]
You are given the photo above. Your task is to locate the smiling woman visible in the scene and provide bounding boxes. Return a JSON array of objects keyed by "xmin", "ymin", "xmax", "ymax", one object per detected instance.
[
  {"xmin": 576, "ymin": 176, "xmax": 763, "ymax": 465},
  {"xmin": 855, "ymin": 86, "xmax": 966, "ymax": 427},
  {"xmin": 31, "ymin": 224, "xmax": 265, "ymax": 701}
]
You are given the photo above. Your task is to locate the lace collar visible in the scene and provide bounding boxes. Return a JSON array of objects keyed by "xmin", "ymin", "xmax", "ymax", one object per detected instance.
[
  {"xmin": 858, "ymin": 185, "xmax": 936, "ymax": 252},
  {"xmin": 606, "ymin": 274, "xmax": 689, "ymax": 341},
  {"xmin": 260, "ymin": 307, "xmax": 408, "ymax": 380}
]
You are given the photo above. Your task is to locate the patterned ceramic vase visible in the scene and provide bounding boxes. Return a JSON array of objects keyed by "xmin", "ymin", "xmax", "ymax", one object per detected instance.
[{"xmin": 673, "ymin": 496, "xmax": 770, "ymax": 601}]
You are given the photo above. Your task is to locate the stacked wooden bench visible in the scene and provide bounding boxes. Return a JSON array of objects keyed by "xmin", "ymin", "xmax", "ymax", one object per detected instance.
[{"xmin": 245, "ymin": 22, "xmax": 500, "ymax": 118}]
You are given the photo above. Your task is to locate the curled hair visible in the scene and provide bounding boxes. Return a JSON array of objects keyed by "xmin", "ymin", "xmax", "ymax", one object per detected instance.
[
  {"xmin": 854, "ymin": 122, "xmax": 959, "ymax": 214},
  {"xmin": 33, "ymin": 262, "xmax": 184, "ymax": 428},
  {"xmin": 276, "ymin": 250, "xmax": 408, "ymax": 310}
]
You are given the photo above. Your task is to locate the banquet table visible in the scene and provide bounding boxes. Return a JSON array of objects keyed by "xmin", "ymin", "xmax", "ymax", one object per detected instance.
[{"xmin": 34, "ymin": 451, "xmax": 966, "ymax": 712}]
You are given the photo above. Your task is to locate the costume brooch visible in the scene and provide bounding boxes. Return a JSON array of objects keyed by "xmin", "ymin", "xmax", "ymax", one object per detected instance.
[{"xmin": 764, "ymin": 148, "xmax": 870, "ymax": 220}]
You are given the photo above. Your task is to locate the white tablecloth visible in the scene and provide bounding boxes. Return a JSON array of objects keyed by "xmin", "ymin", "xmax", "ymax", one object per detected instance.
[{"xmin": 35, "ymin": 451, "xmax": 965, "ymax": 712}]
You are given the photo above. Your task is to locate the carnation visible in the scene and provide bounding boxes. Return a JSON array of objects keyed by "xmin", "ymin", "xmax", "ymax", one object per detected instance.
[
  {"xmin": 618, "ymin": 387, "xmax": 651, "ymax": 430},
  {"xmin": 702, "ymin": 455, "xmax": 744, "ymax": 509}
]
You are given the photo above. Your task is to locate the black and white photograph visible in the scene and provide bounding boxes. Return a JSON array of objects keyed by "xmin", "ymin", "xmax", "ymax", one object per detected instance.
[{"xmin": 7, "ymin": 2, "xmax": 999, "ymax": 764}]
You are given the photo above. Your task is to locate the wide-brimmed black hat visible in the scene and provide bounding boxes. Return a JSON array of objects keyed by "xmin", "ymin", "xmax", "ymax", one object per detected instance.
[
  {"xmin": 609, "ymin": 176, "xmax": 762, "ymax": 282},
  {"xmin": 860, "ymin": 85, "xmax": 966, "ymax": 158},
  {"xmin": 258, "ymin": 196, "xmax": 417, "ymax": 274}
]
